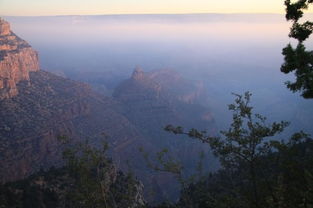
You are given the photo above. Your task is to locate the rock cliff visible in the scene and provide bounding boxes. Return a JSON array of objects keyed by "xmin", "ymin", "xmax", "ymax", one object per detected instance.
[
  {"xmin": 114, "ymin": 67, "xmax": 215, "ymax": 132},
  {"xmin": 0, "ymin": 19, "xmax": 218, "ymax": 203},
  {"xmin": 0, "ymin": 20, "xmax": 148, "ymax": 188},
  {"xmin": 146, "ymin": 69, "xmax": 207, "ymax": 104},
  {"xmin": 0, "ymin": 70, "xmax": 149, "ymax": 183},
  {"xmin": 0, "ymin": 18, "xmax": 39, "ymax": 99},
  {"xmin": 113, "ymin": 67, "xmax": 218, "ymax": 202}
]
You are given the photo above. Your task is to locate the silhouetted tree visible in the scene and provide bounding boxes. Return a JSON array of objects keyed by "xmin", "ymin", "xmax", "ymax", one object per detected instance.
[
  {"xmin": 164, "ymin": 92, "xmax": 313, "ymax": 208},
  {"xmin": 281, "ymin": 0, "xmax": 313, "ymax": 98},
  {"xmin": 166, "ymin": 92, "xmax": 289, "ymax": 207}
]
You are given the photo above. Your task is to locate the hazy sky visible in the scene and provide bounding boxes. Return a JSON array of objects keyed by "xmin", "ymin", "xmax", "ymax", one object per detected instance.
[{"xmin": 1, "ymin": 0, "xmax": 310, "ymax": 16}]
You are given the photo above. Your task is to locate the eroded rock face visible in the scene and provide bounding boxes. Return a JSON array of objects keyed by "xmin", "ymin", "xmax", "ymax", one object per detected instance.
[
  {"xmin": 0, "ymin": 19, "xmax": 218, "ymax": 203},
  {"xmin": 0, "ymin": 20, "xmax": 147, "ymax": 186},
  {"xmin": 0, "ymin": 18, "xmax": 40, "ymax": 99},
  {"xmin": 113, "ymin": 67, "xmax": 218, "ymax": 202},
  {"xmin": 0, "ymin": 70, "xmax": 148, "ymax": 183},
  {"xmin": 0, "ymin": 18, "xmax": 10, "ymax": 36},
  {"xmin": 131, "ymin": 66, "xmax": 145, "ymax": 81}
]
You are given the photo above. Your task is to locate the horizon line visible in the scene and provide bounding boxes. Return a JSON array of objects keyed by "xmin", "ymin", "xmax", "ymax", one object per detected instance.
[{"xmin": 0, "ymin": 12, "xmax": 291, "ymax": 17}]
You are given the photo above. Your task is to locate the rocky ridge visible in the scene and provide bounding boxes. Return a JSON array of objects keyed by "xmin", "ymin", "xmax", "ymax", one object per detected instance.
[
  {"xmin": 0, "ymin": 70, "xmax": 149, "ymax": 183},
  {"xmin": 0, "ymin": 18, "xmax": 39, "ymax": 99},
  {"xmin": 113, "ymin": 67, "xmax": 217, "ymax": 201},
  {"xmin": 0, "ymin": 20, "xmax": 148, "ymax": 187},
  {"xmin": 0, "ymin": 19, "xmax": 217, "ymax": 203}
]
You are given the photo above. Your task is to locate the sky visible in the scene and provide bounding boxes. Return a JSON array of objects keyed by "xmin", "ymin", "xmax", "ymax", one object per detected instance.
[{"xmin": 1, "ymin": 0, "xmax": 310, "ymax": 16}]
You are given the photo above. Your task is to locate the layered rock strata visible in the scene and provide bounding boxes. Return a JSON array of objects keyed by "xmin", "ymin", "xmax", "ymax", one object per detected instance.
[{"xmin": 0, "ymin": 18, "xmax": 39, "ymax": 99}]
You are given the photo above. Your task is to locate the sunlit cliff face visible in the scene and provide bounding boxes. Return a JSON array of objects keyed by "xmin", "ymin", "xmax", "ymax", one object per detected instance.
[{"xmin": 0, "ymin": 18, "xmax": 39, "ymax": 99}]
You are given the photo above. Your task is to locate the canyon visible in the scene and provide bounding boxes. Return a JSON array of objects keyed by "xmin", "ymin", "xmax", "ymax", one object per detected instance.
[{"xmin": 0, "ymin": 18, "xmax": 217, "ymax": 201}]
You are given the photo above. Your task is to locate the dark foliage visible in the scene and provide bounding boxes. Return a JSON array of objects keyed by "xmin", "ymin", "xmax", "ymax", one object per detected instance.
[
  {"xmin": 281, "ymin": 0, "xmax": 313, "ymax": 98},
  {"xmin": 173, "ymin": 137, "xmax": 313, "ymax": 208},
  {"xmin": 0, "ymin": 140, "xmax": 145, "ymax": 208},
  {"xmin": 163, "ymin": 92, "xmax": 313, "ymax": 208}
]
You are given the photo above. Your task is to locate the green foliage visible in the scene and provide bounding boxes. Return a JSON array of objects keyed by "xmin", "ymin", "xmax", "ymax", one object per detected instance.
[
  {"xmin": 60, "ymin": 139, "xmax": 146, "ymax": 208},
  {"xmin": 139, "ymin": 147, "xmax": 184, "ymax": 185},
  {"xmin": 281, "ymin": 0, "xmax": 313, "ymax": 98},
  {"xmin": 174, "ymin": 134, "xmax": 313, "ymax": 208},
  {"xmin": 0, "ymin": 167, "xmax": 67, "ymax": 208},
  {"xmin": 266, "ymin": 132, "xmax": 313, "ymax": 207},
  {"xmin": 61, "ymin": 140, "xmax": 114, "ymax": 208},
  {"xmin": 167, "ymin": 92, "xmax": 288, "ymax": 167},
  {"xmin": 165, "ymin": 92, "xmax": 313, "ymax": 208},
  {"xmin": 0, "ymin": 138, "xmax": 146, "ymax": 208}
]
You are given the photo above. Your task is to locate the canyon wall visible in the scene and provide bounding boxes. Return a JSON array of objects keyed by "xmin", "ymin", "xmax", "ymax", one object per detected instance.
[
  {"xmin": 0, "ymin": 19, "xmax": 217, "ymax": 202},
  {"xmin": 0, "ymin": 18, "xmax": 39, "ymax": 99}
]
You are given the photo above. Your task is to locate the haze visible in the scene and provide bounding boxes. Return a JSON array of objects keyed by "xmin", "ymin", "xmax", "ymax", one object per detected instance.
[
  {"xmin": 0, "ymin": 0, "xmax": 302, "ymax": 15},
  {"xmin": 5, "ymin": 14, "xmax": 313, "ymax": 135}
]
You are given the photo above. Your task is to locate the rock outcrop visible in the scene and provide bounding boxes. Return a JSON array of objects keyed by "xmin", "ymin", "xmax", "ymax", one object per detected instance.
[
  {"xmin": 146, "ymin": 69, "xmax": 206, "ymax": 104},
  {"xmin": 0, "ymin": 20, "xmax": 148, "ymax": 186},
  {"xmin": 113, "ymin": 67, "xmax": 218, "ymax": 202},
  {"xmin": 0, "ymin": 19, "xmax": 218, "ymax": 203},
  {"xmin": 0, "ymin": 18, "xmax": 39, "ymax": 99},
  {"xmin": 0, "ymin": 70, "xmax": 148, "ymax": 183},
  {"xmin": 114, "ymin": 68, "xmax": 215, "ymax": 130},
  {"xmin": 131, "ymin": 66, "xmax": 145, "ymax": 81}
]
